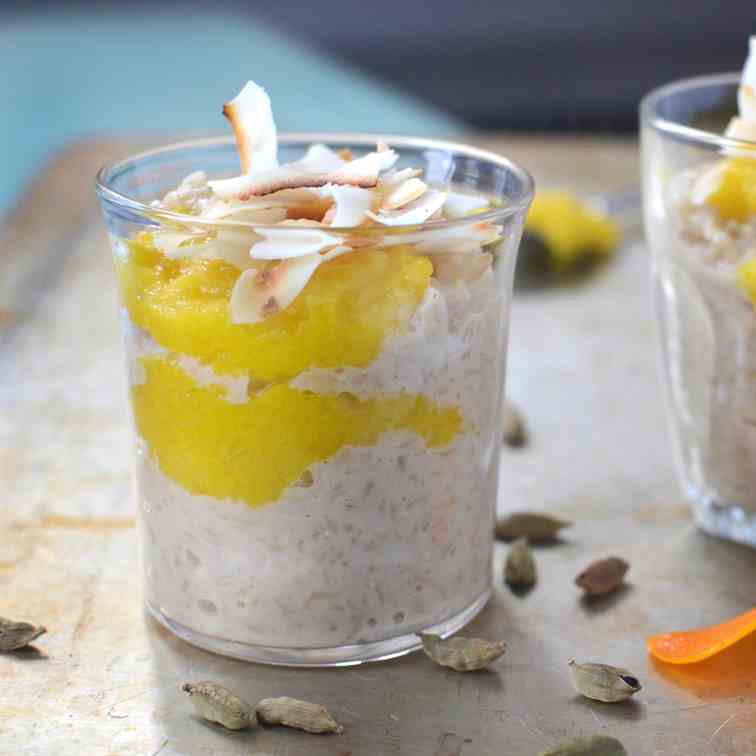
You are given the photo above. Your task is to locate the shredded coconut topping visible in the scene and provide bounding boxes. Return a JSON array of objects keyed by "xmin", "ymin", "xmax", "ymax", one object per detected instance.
[{"xmin": 149, "ymin": 80, "xmax": 501, "ymax": 320}]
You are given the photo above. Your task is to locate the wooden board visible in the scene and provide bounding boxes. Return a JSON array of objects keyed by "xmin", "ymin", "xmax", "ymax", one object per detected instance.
[{"xmin": 2, "ymin": 136, "xmax": 756, "ymax": 756}]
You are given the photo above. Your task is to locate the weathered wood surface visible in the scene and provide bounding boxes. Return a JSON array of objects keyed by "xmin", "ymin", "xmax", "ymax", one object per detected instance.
[{"xmin": 2, "ymin": 136, "xmax": 756, "ymax": 756}]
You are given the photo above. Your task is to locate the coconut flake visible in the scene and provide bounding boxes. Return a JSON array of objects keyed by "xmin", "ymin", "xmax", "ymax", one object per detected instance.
[
  {"xmin": 230, "ymin": 246, "xmax": 351, "ymax": 324},
  {"xmin": 325, "ymin": 185, "xmax": 374, "ymax": 226},
  {"xmin": 203, "ymin": 206, "xmax": 288, "ymax": 223},
  {"xmin": 432, "ymin": 252, "xmax": 493, "ymax": 283},
  {"xmin": 289, "ymin": 144, "xmax": 346, "ymax": 173},
  {"xmin": 338, "ymin": 147, "xmax": 398, "ymax": 179},
  {"xmin": 383, "ymin": 177, "xmax": 427, "ymax": 210},
  {"xmin": 379, "ymin": 167, "xmax": 423, "ymax": 190},
  {"xmin": 223, "ymin": 81, "xmax": 278, "ymax": 174},
  {"xmin": 209, "ymin": 145, "xmax": 397, "ymax": 201},
  {"xmin": 443, "ymin": 191, "xmax": 490, "ymax": 219},
  {"xmin": 725, "ymin": 117, "xmax": 756, "ymax": 148},
  {"xmin": 739, "ymin": 36, "xmax": 756, "ymax": 122},
  {"xmin": 367, "ymin": 189, "xmax": 447, "ymax": 226},
  {"xmin": 250, "ymin": 227, "xmax": 341, "ymax": 260}
]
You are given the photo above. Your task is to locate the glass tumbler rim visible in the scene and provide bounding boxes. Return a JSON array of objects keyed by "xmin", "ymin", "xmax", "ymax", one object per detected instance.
[
  {"xmin": 95, "ymin": 132, "xmax": 534, "ymax": 236},
  {"xmin": 640, "ymin": 71, "xmax": 755, "ymax": 152}
]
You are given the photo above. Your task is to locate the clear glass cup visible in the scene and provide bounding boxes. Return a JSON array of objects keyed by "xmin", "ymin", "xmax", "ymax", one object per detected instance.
[
  {"xmin": 641, "ymin": 74, "xmax": 756, "ymax": 546},
  {"xmin": 96, "ymin": 134, "xmax": 533, "ymax": 665}
]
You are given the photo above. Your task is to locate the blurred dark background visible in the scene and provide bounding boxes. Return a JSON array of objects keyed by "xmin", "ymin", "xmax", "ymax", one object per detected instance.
[
  {"xmin": 1, "ymin": 0, "xmax": 753, "ymax": 215},
  {"xmin": 251, "ymin": 0, "xmax": 753, "ymax": 133}
]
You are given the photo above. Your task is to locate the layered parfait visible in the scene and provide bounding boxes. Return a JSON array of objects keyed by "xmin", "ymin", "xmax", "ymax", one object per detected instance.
[
  {"xmin": 650, "ymin": 39, "xmax": 756, "ymax": 522},
  {"xmin": 109, "ymin": 83, "xmax": 526, "ymax": 660}
]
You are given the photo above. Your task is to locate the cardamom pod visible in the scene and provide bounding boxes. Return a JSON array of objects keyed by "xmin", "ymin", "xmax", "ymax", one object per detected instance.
[
  {"xmin": 0, "ymin": 617, "xmax": 47, "ymax": 652},
  {"xmin": 182, "ymin": 681, "xmax": 254, "ymax": 730},
  {"xmin": 568, "ymin": 660, "xmax": 642, "ymax": 703},
  {"xmin": 495, "ymin": 512, "xmax": 570, "ymax": 542},
  {"xmin": 418, "ymin": 632, "xmax": 506, "ymax": 671},
  {"xmin": 502, "ymin": 401, "xmax": 527, "ymax": 447},
  {"xmin": 575, "ymin": 557, "xmax": 629, "ymax": 596},
  {"xmin": 256, "ymin": 697, "xmax": 343, "ymax": 734},
  {"xmin": 537, "ymin": 734, "xmax": 627, "ymax": 756},
  {"xmin": 504, "ymin": 538, "xmax": 536, "ymax": 588}
]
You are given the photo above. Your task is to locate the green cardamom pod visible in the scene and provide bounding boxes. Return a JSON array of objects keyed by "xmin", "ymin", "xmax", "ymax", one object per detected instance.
[
  {"xmin": 182, "ymin": 681, "xmax": 255, "ymax": 730},
  {"xmin": 575, "ymin": 557, "xmax": 629, "ymax": 596},
  {"xmin": 419, "ymin": 632, "xmax": 506, "ymax": 672},
  {"xmin": 495, "ymin": 512, "xmax": 571, "ymax": 542},
  {"xmin": 0, "ymin": 617, "xmax": 47, "ymax": 652},
  {"xmin": 568, "ymin": 660, "xmax": 642, "ymax": 703},
  {"xmin": 537, "ymin": 734, "xmax": 627, "ymax": 755},
  {"xmin": 505, "ymin": 538, "xmax": 537, "ymax": 588},
  {"xmin": 256, "ymin": 697, "xmax": 343, "ymax": 734},
  {"xmin": 502, "ymin": 401, "xmax": 527, "ymax": 447}
]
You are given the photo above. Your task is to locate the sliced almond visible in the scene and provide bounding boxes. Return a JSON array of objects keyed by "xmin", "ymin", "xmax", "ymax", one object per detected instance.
[{"xmin": 222, "ymin": 81, "xmax": 278, "ymax": 174}]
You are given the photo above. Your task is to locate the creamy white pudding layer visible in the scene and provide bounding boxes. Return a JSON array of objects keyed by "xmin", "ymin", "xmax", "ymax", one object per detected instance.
[
  {"xmin": 656, "ymin": 168, "xmax": 756, "ymax": 511},
  {"xmin": 127, "ymin": 269, "xmax": 504, "ymax": 648}
]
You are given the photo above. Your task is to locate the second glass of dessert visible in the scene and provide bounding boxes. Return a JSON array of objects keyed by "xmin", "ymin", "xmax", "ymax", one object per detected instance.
[
  {"xmin": 96, "ymin": 82, "xmax": 533, "ymax": 664},
  {"xmin": 642, "ymin": 38, "xmax": 756, "ymax": 546}
]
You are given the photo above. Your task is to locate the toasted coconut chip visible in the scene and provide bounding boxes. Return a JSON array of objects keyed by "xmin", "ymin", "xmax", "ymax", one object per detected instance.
[
  {"xmin": 740, "ymin": 87, "xmax": 756, "ymax": 124},
  {"xmin": 338, "ymin": 147, "xmax": 398, "ymax": 178},
  {"xmin": 379, "ymin": 220, "xmax": 503, "ymax": 254},
  {"xmin": 380, "ymin": 167, "xmax": 423, "ymax": 189},
  {"xmin": 230, "ymin": 246, "xmax": 351, "ymax": 324},
  {"xmin": 691, "ymin": 162, "xmax": 731, "ymax": 205},
  {"xmin": 338, "ymin": 148, "xmax": 354, "ymax": 162},
  {"xmin": 285, "ymin": 198, "xmax": 333, "ymax": 221},
  {"xmin": 209, "ymin": 168, "xmax": 372, "ymax": 200},
  {"xmin": 443, "ymin": 191, "xmax": 490, "ymax": 219},
  {"xmin": 223, "ymin": 81, "xmax": 278, "ymax": 174},
  {"xmin": 383, "ymin": 177, "xmax": 427, "ymax": 210},
  {"xmin": 152, "ymin": 230, "xmax": 207, "ymax": 259},
  {"xmin": 725, "ymin": 117, "xmax": 756, "ymax": 150},
  {"xmin": 203, "ymin": 189, "xmax": 322, "ymax": 218},
  {"xmin": 289, "ymin": 144, "xmax": 346, "ymax": 173},
  {"xmin": 209, "ymin": 146, "xmax": 396, "ymax": 201},
  {"xmin": 326, "ymin": 185, "xmax": 375, "ymax": 226},
  {"xmin": 432, "ymin": 252, "xmax": 493, "ymax": 283},
  {"xmin": 739, "ymin": 37, "xmax": 756, "ymax": 121},
  {"xmin": 200, "ymin": 206, "xmax": 287, "ymax": 224},
  {"xmin": 367, "ymin": 189, "xmax": 447, "ymax": 226},
  {"xmin": 153, "ymin": 226, "xmax": 263, "ymax": 270},
  {"xmin": 250, "ymin": 227, "xmax": 341, "ymax": 260}
]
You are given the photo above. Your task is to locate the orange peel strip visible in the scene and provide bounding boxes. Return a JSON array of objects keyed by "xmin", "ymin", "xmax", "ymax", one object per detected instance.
[{"xmin": 647, "ymin": 607, "xmax": 756, "ymax": 665}]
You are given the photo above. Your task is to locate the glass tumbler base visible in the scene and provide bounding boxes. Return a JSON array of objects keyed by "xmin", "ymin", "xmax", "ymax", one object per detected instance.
[
  {"xmin": 690, "ymin": 489, "xmax": 756, "ymax": 548},
  {"xmin": 146, "ymin": 588, "xmax": 491, "ymax": 667}
]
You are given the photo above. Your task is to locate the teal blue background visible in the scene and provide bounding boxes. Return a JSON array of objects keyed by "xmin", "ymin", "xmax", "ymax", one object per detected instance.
[{"xmin": 0, "ymin": 6, "xmax": 461, "ymax": 216}]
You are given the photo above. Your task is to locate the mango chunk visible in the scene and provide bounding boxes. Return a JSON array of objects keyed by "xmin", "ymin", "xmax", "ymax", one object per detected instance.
[
  {"xmin": 525, "ymin": 191, "xmax": 620, "ymax": 271},
  {"xmin": 706, "ymin": 158, "xmax": 756, "ymax": 223}
]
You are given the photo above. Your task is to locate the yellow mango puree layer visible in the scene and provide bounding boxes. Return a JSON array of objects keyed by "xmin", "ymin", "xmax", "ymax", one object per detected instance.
[
  {"xmin": 133, "ymin": 357, "xmax": 462, "ymax": 508},
  {"xmin": 706, "ymin": 158, "xmax": 756, "ymax": 223},
  {"xmin": 116, "ymin": 234, "xmax": 433, "ymax": 382},
  {"xmin": 118, "ymin": 234, "xmax": 464, "ymax": 507}
]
